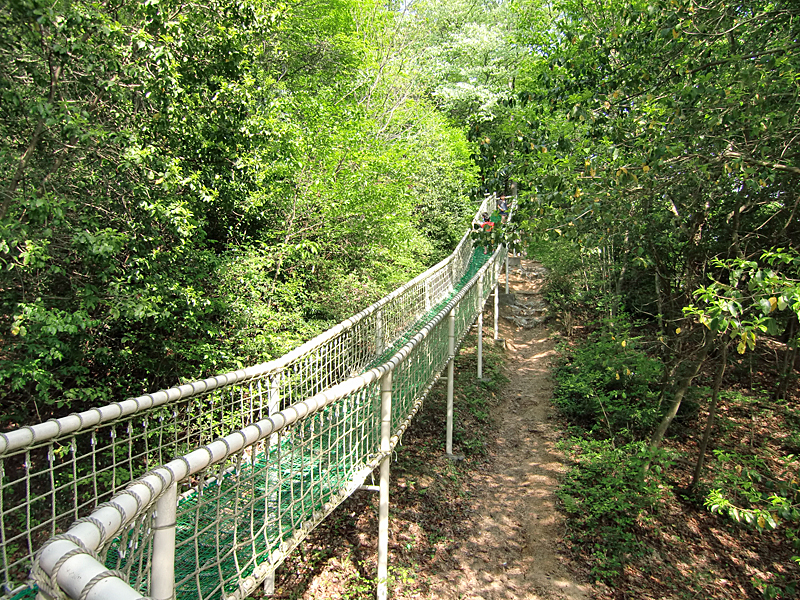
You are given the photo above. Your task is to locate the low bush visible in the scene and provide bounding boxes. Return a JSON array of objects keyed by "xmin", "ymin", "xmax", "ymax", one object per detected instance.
[
  {"xmin": 558, "ymin": 439, "xmax": 666, "ymax": 582},
  {"xmin": 553, "ymin": 322, "xmax": 664, "ymax": 441}
]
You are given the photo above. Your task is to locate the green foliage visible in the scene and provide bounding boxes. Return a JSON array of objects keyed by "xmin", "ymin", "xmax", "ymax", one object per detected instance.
[
  {"xmin": 704, "ymin": 446, "xmax": 800, "ymax": 599},
  {"xmin": 554, "ymin": 323, "xmax": 665, "ymax": 440},
  {"xmin": 0, "ymin": 0, "xmax": 480, "ymax": 422},
  {"xmin": 685, "ymin": 249, "xmax": 800, "ymax": 353},
  {"xmin": 558, "ymin": 440, "xmax": 665, "ymax": 581}
]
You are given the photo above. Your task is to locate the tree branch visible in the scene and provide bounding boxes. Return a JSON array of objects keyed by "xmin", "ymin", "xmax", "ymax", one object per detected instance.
[{"xmin": 723, "ymin": 151, "xmax": 800, "ymax": 177}]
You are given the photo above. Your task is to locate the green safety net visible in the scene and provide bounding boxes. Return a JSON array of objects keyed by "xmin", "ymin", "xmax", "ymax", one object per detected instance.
[
  {"xmin": 100, "ymin": 246, "xmax": 497, "ymax": 600},
  {"xmin": 7, "ymin": 587, "xmax": 36, "ymax": 600}
]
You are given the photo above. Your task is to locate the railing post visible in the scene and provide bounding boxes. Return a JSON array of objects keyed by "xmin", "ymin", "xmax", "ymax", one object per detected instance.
[
  {"xmin": 377, "ymin": 370, "xmax": 393, "ymax": 600},
  {"xmin": 505, "ymin": 251, "xmax": 510, "ymax": 294},
  {"xmin": 376, "ymin": 309, "xmax": 385, "ymax": 355},
  {"xmin": 477, "ymin": 273, "xmax": 484, "ymax": 379},
  {"xmin": 265, "ymin": 372, "xmax": 280, "ymax": 597},
  {"xmin": 150, "ymin": 482, "xmax": 177, "ymax": 600},
  {"xmin": 446, "ymin": 307, "xmax": 456, "ymax": 456},
  {"xmin": 494, "ymin": 274, "xmax": 499, "ymax": 342}
]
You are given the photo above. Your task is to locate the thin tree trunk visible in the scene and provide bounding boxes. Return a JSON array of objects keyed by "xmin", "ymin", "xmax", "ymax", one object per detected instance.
[
  {"xmin": 776, "ymin": 317, "xmax": 798, "ymax": 401},
  {"xmin": 643, "ymin": 335, "xmax": 714, "ymax": 476},
  {"xmin": 1, "ymin": 45, "xmax": 64, "ymax": 220},
  {"xmin": 612, "ymin": 229, "xmax": 631, "ymax": 318},
  {"xmin": 691, "ymin": 338, "xmax": 728, "ymax": 490},
  {"xmin": 654, "ymin": 269, "xmax": 664, "ymax": 334}
]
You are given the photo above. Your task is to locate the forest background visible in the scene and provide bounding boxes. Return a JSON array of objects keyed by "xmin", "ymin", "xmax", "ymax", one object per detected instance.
[{"xmin": 2, "ymin": 0, "xmax": 800, "ymax": 598}]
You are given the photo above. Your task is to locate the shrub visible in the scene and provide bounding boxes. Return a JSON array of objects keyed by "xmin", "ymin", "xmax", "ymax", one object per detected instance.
[
  {"xmin": 554, "ymin": 322, "xmax": 664, "ymax": 441},
  {"xmin": 558, "ymin": 440, "xmax": 665, "ymax": 582}
]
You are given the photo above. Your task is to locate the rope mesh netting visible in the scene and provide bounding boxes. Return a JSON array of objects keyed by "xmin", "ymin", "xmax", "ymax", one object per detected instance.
[
  {"xmin": 3, "ymin": 193, "xmax": 508, "ymax": 600},
  {"xmin": 97, "ymin": 246, "xmax": 497, "ymax": 600}
]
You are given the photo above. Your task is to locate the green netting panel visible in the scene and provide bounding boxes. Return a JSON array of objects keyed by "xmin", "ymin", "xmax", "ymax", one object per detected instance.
[
  {"xmin": 6, "ymin": 587, "xmax": 35, "ymax": 600},
  {"xmin": 29, "ymin": 238, "xmax": 506, "ymax": 600},
  {"xmin": 97, "ymin": 247, "xmax": 498, "ymax": 600},
  {"xmin": 0, "ymin": 235, "xmax": 485, "ymax": 600},
  {"xmin": 102, "ymin": 382, "xmax": 382, "ymax": 600}
]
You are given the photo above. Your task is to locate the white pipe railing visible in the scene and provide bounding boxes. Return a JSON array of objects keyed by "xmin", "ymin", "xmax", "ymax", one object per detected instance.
[
  {"xmin": 33, "ymin": 243, "xmax": 507, "ymax": 600},
  {"xmin": 18, "ymin": 192, "xmax": 518, "ymax": 600},
  {"xmin": 0, "ymin": 196, "xmax": 499, "ymax": 600}
]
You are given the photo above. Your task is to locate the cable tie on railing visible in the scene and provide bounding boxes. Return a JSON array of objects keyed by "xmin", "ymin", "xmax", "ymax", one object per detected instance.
[
  {"xmin": 78, "ymin": 569, "xmax": 129, "ymax": 600},
  {"xmin": 150, "ymin": 519, "xmax": 177, "ymax": 531}
]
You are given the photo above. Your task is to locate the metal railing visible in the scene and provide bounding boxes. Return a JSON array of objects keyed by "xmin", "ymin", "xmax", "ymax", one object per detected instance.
[{"xmin": 4, "ymin": 195, "xmax": 515, "ymax": 600}]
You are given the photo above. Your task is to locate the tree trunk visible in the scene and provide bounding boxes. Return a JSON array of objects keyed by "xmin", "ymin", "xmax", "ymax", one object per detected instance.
[
  {"xmin": 643, "ymin": 335, "xmax": 713, "ymax": 476},
  {"xmin": 612, "ymin": 229, "xmax": 631, "ymax": 318},
  {"xmin": 690, "ymin": 337, "xmax": 728, "ymax": 490},
  {"xmin": 654, "ymin": 268, "xmax": 664, "ymax": 334},
  {"xmin": 776, "ymin": 316, "xmax": 798, "ymax": 401}
]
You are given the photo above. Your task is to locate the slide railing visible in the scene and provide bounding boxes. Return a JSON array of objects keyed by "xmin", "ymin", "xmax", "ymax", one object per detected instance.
[{"xmin": 1, "ymin": 194, "xmax": 512, "ymax": 600}]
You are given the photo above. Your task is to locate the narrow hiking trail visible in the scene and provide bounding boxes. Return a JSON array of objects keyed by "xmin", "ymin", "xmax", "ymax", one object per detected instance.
[{"xmin": 427, "ymin": 258, "xmax": 592, "ymax": 600}]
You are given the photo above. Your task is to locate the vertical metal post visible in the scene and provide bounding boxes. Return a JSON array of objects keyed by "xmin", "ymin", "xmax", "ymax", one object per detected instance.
[
  {"xmin": 265, "ymin": 372, "xmax": 280, "ymax": 596},
  {"xmin": 505, "ymin": 252, "xmax": 510, "ymax": 294},
  {"xmin": 376, "ymin": 309, "xmax": 385, "ymax": 355},
  {"xmin": 150, "ymin": 482, "xmax": 177, "ymax": 600},
  {"xmin": 446, "ymin": 308, "xmax": 456, "ymax": 456},
  {"xmin": 377, "ymin": 370, "xmax": 393, "ymax": 600},
  {"xmin": 477, "ymin": 273, "xmax": 484, "ymax": 379},
  {"xmin": 263, "ymin": 573, "xmax": 275, "ymax": 596},
  {"xmin": 494, "ymin": 280, "xmax": 499, "ymax": 341}
]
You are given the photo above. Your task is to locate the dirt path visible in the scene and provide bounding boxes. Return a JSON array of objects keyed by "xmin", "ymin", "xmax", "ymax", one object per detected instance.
[{"xmin": 427, "ymin": 258, "xmax": 592, "ymax": 600}]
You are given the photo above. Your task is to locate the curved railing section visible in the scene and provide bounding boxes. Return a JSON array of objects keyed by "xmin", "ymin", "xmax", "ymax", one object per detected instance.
[{"xmin": 2, "ymin": 194, "xmax": 513, "ymax": 600}]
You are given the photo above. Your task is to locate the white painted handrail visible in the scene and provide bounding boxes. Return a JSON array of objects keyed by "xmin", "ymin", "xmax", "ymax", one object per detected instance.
[{"xmin": 18, "ymin": 194, "xmax": 519, "ymax": 600}]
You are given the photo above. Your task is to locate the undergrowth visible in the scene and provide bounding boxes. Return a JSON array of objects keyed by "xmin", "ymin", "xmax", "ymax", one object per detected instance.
[
  {"xmin": 554, "ymin": 321, "xmax": 664, "ymax": 442},
  {"xmin": 552, "ymin": 312, "xmax": 800, "ymax": 598}
]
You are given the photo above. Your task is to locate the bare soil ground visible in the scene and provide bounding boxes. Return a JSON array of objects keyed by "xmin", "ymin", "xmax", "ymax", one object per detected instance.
[
  {"xmin": 422, "ymin": 259, "xmax": 590, "ymax": 600},
  {"xmin": 272, "ymin": 258, "xmax": 591, "ymax": 599}
]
